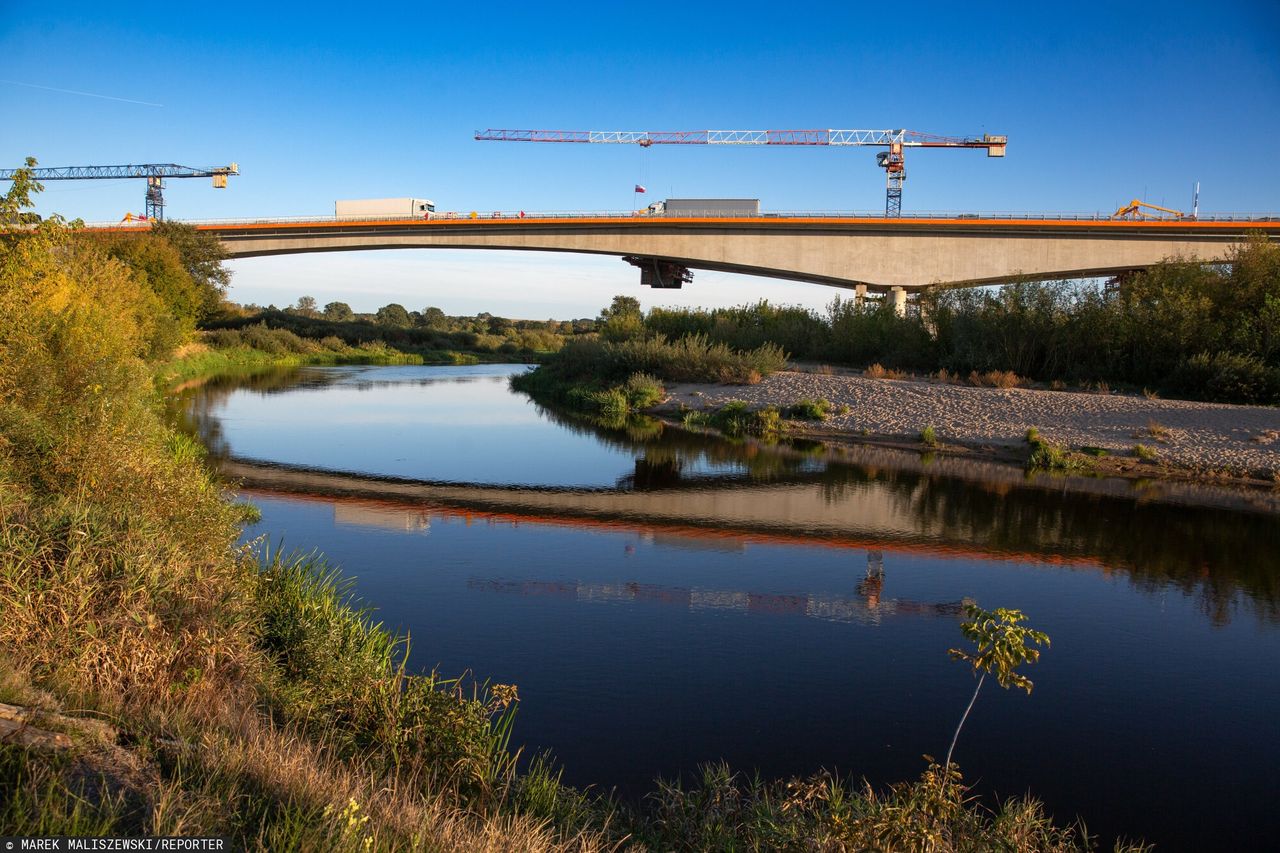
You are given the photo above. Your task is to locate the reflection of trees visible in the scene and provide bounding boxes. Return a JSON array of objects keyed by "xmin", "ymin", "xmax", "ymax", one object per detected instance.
[
  {"xmin": 528, "ymin": 400, "xmax": 1280, "ymax": 626},
  {"xmin": 531, "ymin": 402, "xmax": 823, "ymax": 484},
  {"xmin": 187, "ymin": 367, "xmax": 1280, "ymax": 627},
  {"xmin": 816, "ymin": 461, "xmax": 1280, "ymax": 626}
]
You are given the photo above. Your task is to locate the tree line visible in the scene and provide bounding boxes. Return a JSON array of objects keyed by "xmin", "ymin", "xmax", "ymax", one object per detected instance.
[{"xmin": 634, "ymin": 239, "xmax": 1280, "ymax": 404}]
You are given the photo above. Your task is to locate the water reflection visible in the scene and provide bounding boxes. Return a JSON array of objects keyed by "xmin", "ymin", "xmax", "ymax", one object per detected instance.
[
  {"xmin": 223, "ymin": 453, "xmax": 1280, "ymax": 628},
  {"xmin": 179, "ymin": 364, "xmax": 1280, "ymax": 628},
  {"xmin": 469, "ymin": 550, "xmax": 965, "ymax": 626},
  {"xmin": 184, "ymin": 364, "xmax": 1280, "ymax": 851}
]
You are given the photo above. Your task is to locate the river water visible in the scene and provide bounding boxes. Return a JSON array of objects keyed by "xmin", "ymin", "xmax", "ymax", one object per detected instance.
[{"xmin": 181, "ymin": 363, "xmax": 1280, "ymax": 850}]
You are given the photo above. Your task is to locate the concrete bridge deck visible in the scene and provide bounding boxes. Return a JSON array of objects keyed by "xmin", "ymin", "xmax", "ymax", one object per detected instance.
[{"xmin": 95, "ymin": 211, "xmax": 1280, "ymax": 291}]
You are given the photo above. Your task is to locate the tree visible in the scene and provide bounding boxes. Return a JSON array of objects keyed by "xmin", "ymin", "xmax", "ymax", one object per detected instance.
[
  {"xmin": 945, "ymin": 603, "xmax": 1049, "ymax": 771},
  {"xmin": 150, "ymin": 220, "xmax": 231, "ymax": 320},
  {"xmin": 598, "ymin": 294, "xmax": 644, "ymax": 342},
  {"xmin": 294, "ymin": 295, "xmax": 318, "ymax": 316},
  {"xmin": 323, "ymin": 301, "xmax": 354, "ymax": 322},
  {"xmin": 375, "ymin": 303, "xmax": 411, "ymax": 327},
  {"xmin": 419, "ymin": 306, "xmax": 448, "ymax": 329},
  {"xmin": 95, "ymin": 232, "xmax": 201, "ymax": 351},
  {"xmin": 0, "ymin": 156, "xmax": 43, "ymax": 223}
]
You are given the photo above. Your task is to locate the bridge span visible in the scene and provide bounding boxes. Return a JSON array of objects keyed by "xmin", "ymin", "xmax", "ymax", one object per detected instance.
[{"xmin": 97, "ymin": 211, "xmax": 1280, "ymax": 294}]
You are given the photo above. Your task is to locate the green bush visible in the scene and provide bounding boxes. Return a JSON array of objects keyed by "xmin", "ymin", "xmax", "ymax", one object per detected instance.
[
  {"xmin": 684, "ymin": 401, "xmax": 783, "ymax": 438},
  {"xmin": 785, "ymin": 398, "xmax": 832, "ymax": 420},
  {"xmin": 1025, "ymin": 427, "xmax": 1081, "ymax": 471},
  {"xmin": 646, "ymin": 300, "xmax": 828, "ymax": 357},
  {"xmin": 542, "ymin": 334, "xmax": 786, "ymax": 386},
  {"xmin": 1170, "ymin": 351, "xmax": 1280, "ymax": 404},
  {"xmin": 623, "ymin": 372, "xmax": 665, "ymax": 409},
  {"xmin": 255, "ymin": 551, "xmax": 518, "ymax": 791}
]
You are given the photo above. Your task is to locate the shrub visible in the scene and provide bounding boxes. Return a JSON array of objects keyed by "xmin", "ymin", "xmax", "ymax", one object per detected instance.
[
  {"xmin": 865, "ymin": 363, "xmax": 906, "ymax": 380},
  {"xmin": 684, "ymin": 401, "xmax": 783, "ymax": 438},
  {"xmin": 920, "ymin": 425, "xmax": 940, "ymax": 447},
  {"xmin": 1133, "ymin": 443, "xmax": 1159, "ymax": 462},
  {"xmin": 1169, "ymin": 352, "xmax": 1280, "ymax": 404},
  {"xmin": 533, "ymin": 334, "xmax": 786, "ymax": 388},
  {"xmin": 969, "ymin": 370, "xmax": 1022, "ymax": 388},
  {"xmin": 205, "ymin": 328, "xmax": 244, "ymax": 349},
  {"xmin": 784, "ymin": 398, "xmax": 832, "ymax": 420},
  {"xmin": 1026, "ymin": 428, "xmax": 1079, "ymax": 471},
  {"xmin": 623, "ymin": 372, "xmax": 665, "ymax": 409}
]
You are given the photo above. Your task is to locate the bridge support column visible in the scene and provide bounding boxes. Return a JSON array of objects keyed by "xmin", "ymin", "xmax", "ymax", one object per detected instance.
[
  {"xmin": 855, "ymin": 284, "xmax": 867, "ymax": 307},
  {"xmin": 891, "ymin": 286, "xmax": 907, "ymax": 317},
  {"xmin": 918, "ymin": 295, "xmax": 936, "ymax": 335}
]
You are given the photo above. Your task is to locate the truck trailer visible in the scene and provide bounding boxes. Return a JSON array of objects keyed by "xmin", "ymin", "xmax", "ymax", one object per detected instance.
[
  {"xmin": 335, "ymin": 198, "xmax": 436, "ymax": 219},
  {"xmin": 646, "ymin": 198, "xmax": 760, "ymax": 217}
]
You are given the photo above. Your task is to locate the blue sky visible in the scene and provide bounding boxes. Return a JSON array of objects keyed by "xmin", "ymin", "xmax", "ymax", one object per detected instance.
[{"xmin": 3, "ymin": 1, "xmax": 1278, "ymax": 317}]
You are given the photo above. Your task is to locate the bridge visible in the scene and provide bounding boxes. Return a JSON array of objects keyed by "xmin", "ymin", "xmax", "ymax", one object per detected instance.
[{"xmin": 96, "ymin": 210, "xmax": 1280, "ymax": 299}]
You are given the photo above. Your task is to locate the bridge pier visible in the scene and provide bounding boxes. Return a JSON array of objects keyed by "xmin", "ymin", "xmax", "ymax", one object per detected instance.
[
  {"xmin": 891, "ymin": 286, "xmax": 907, "ymax": 316},
  {"xmin": 855, "ymin": 283, "xmax": 867, "ymax": 307}
]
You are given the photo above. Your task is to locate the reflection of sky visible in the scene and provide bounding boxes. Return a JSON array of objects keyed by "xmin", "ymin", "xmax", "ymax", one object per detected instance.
[
  {"xmin": 243, "ymin": 492, "xmax": 1280, "ymax": 852},
  {"xmin": 200, "ymin": 363, "xmax": 704, "ymax": 486}
]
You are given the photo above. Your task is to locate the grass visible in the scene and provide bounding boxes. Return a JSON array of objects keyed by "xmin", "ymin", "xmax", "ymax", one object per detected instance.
[
  {"xmin": 548, "ymin": 333, "xmax": 787, "ymax": 386},
  {"xmin": 969, "ymin": 369, "xmax": 1023, "ymax": 388},
  {"xmin": 1133, "ymin": 443, "xmax": 1160, "ymax": 462},
  {"xmin": 683, "ymin": 400, "xmax": 784, "ymax": 438},
  {"xmin": 157, "ymin": 341, "xmax": 430, "ymax": 389},
  {"xmin": 920, "ymin": 425, "xmax": 940, "ymax": 447},
  {"xmin": 616, "ymin": 760, "xmax": 1151, "ymax": 852},
  {"xmin": 154, "ymin": 319, "xmax": 550, "ymax": 391},
  {"xmin": 511, "ymin": 332, "xmax": 785, "ymax": 420},
  {"xmin": 864, "ymin": 362, "xmax": 907, "ymax": 380},
  {"xmin": 1025, "ymin": 427, "xmax": 1087, "ymax": 472},
  {"xmin": 783, "ymin": 397, "xmax": 833, "ymax": 420},
  {"xmin": 0, "ymin": 201, "xmax": 1150, "ymax": 850}
]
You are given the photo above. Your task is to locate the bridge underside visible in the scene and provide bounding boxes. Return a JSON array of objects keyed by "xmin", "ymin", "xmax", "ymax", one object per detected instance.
[{"xmin": 207, "ymin": 219, "xmax": 1273, "ymax": 292}]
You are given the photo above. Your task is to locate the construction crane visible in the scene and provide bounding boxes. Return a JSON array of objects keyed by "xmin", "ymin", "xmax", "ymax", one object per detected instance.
[
  {"xmin": 474, "ymin": 129, "xmax": 1006, "ymax": 216},
  {"xmin": 0, "ymin": 162, "xmax": 239, "ymax": 221}
]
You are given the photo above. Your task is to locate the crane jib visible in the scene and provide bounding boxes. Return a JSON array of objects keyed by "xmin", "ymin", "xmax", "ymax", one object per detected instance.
[
  {"xmin": 472, "ymin": 128, "xmax": 1007, "ymax": 217},
  {"xmin": 474, "ymin": 129, "xmax": 1002, "ymax": 148}
]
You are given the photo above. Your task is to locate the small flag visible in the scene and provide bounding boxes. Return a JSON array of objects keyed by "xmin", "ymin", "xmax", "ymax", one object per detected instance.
[{"xmin": 634, "ymin": 184, "xmax": 646, "ymax": 193}]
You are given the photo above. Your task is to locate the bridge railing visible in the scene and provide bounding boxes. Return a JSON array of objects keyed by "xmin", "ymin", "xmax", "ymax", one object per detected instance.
[{"xmin": 82, "ymin": 209, "xmax": 1280, "ymax": 228}]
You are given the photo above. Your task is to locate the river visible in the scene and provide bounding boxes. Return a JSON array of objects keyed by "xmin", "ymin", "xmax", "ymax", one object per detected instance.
[{"xmin": 180, "ymin": 363, "xmax": 1280, "ymax": 851}]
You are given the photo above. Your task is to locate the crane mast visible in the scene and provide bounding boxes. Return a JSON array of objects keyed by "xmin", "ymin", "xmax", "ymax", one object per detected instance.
[
  {"xmin": 475, "ymin": 128, "xmax": 1006, "ymax": 215},
  {"xmin": 0, "ymin": 162, "xmax": 239, "ymax": 220}
]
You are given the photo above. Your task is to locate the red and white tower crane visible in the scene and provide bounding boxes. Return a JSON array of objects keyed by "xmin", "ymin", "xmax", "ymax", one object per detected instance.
[{"xmin": 475, "ymin": 128, "xmax": 1006, "ymax": 216}]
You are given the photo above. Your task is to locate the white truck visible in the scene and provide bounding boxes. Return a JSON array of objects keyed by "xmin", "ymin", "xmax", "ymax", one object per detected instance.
[
  {"xmin": 335, "ymin": 198, "xmax": 436, "ymax": 219},
  {"xmin": 646, "ymin": 198, "xmax": 760, "ymax": 217}
]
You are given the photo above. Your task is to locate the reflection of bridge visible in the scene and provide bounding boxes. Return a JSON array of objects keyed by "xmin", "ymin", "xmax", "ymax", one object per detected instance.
[
  {"xmin": 223, "ymin": 458, "xmax": 1103, "ymax": 567},
  {"xmin": 225, "ymin": 455, "xmax": 1280, "ymax": 624},
  {"xmin": 467, "ymin": 567, "xmax": 965, "ymax": 627},
  {"xmin": 93, "ymin": 213, "xmax": 1280, "ymax": 295}
]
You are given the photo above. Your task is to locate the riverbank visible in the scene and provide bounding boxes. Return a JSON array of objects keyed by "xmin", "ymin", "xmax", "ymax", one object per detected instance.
[
  {"xmin": 653, "ymin": 367, "xmax": 1280, "ymax": 489},
  {"xmin": 2, "ymin": 176, "xmax": 1161, "ymax": 849},
  {"xmin": 157, "ymin": 335, "xmax": 538, "ymax": 392}
]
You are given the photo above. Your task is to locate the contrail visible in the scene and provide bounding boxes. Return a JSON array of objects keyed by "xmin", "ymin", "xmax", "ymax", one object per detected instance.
[{"xmin": 0, "ymin": 79, "xmax": 164, "ymax": 107}]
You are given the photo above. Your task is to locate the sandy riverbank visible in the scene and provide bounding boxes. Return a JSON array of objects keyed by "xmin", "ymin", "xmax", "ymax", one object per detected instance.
[{"xmin": 654, "ymin": 369, "xmax": 1280, "ymax": 482}]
